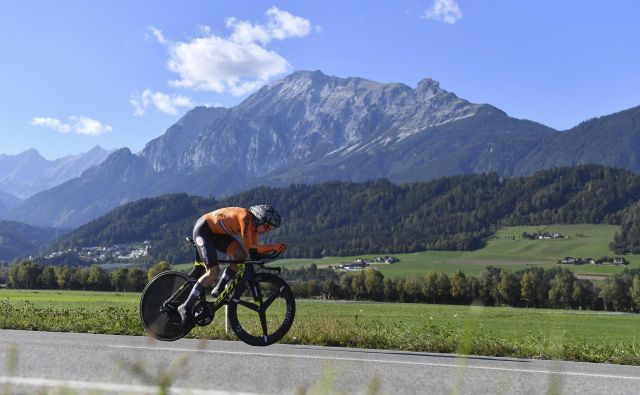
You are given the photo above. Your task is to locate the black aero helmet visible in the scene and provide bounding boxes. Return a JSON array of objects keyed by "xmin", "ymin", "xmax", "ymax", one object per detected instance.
[{"xmin": 249, "ymin": 205, "xmax": 281, "ymax": 228}]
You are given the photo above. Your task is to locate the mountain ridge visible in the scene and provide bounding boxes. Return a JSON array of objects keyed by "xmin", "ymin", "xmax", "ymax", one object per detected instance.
[
  {"xmin": 2, "ymin": 70, "xmax": 639, "ymax": 229},
  {"xmin": 0, "ymin": 145, "xmax": 114, "ymax": 199}
]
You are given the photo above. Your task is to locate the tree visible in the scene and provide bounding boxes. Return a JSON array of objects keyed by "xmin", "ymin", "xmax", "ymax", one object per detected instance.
[
  {"xmin": 572, "ymin": 280, "xmax": 585, "ymax": 310},
  {"xmin": 450, "ymin": 270, "xmax": 469, "ymax": 304},
  {"xmin": 438, "ymin": 273, "xmax": 451, "ymax": 304},
  {"xmin": 147, "ymin": 261, "xmax": 172, "ymax": 282},
  {"xmin": 383, "ymin": 278, "xmax": 399, "ymax": 302},
  {"xmin": 339, "ymin": 275, "xmax": 353, "ymax": 299},
  {"xmin": 351, "ymin": 272, "xmax": 367, "ymax": 300},
  {"xmin": 631, "ymin": 274, "xmax": 640, "ymax": 312},
  {"xmin": 363, "ymin": 268, "xmax": 384, "ymax": 301},
  {"xmin": 496, "ymin": 271, "xmax": 520, "ymax": 306},
  {"xmin": 423, "ymin": 272, "xmax": 439, "ymax": 304},
  {"xmin": 39, "ymin": 267, "xmax": 57, "ymax": 289},
  {"xmin": 520, "ymin": 271, "xmax": 539, "ymax": 307},
  {"xmin": 55, "ymin": 266, "xmax": 73, "ymax": 290},
  {"xmin": 403, "ymin": 275, "xmax": 422, "ymax": 303},
  {"xmin": 598, "ymin": 274, "xmax": 630, "ymax": 312},
  {"xmin": 325, "ymin": 279, "xmax": 340, "ymax": 300},
  {"xmin": 478, "ymin": 267, "xmax": 502, "ymax": 306},
  {"xmin": 112, "ymin": 268, "xmax": 129, "ymax": 292},
  {"xmin": 75, "ymin": 267, "xmax": 89, "ymax": 290},
  {"xmin": 307, "ymin": 280, "xmax": 320, "ymax": 297},
  {"xmin": 467, "ymin": 277, "xmax": 480, "ymax": 302},
  {"xmin": 9, "ymin": 261, "xmax": 43, "ymax": 289},
  {"xmin": 87, "ymin": 265, "xmax": 111, "ymax": 291},
  {"xmin": 548, "ymin": 271, "xmax": 574, "ymax": 308},
  {"xmin": 127, "ymin": 268, "xmax": 147, "ymax": 292}
]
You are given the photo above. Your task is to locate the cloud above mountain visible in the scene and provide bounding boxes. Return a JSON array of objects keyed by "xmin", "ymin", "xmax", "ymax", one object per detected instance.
[
  {"xmin": 130, "ymin": 89, "xmax": 194, "ymax": 116},
  {"xmin": 423, "ymin": 0, "xmax": 463, "ymax": 24},
  {"xmin": 151, "ymin": 7, "xmax": 313, "ymax": 96},
  {"xmin": 31, "ymin": 116, "xmax": 112, "ymax": 136}
]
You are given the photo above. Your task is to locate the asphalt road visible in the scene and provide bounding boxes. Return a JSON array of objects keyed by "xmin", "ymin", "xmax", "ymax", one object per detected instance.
[{"xmin": 1, "ymin": 330, "xmax": 640, "ymax": 394}]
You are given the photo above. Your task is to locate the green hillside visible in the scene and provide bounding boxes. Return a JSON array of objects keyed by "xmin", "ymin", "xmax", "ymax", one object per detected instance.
[
  {"xmin": 0, "ymin": 221, "xmax": 67, "ymax": 261},
  {"xmin": 42, "ymin": 165, "xmax": 640, "ymax": 266}
]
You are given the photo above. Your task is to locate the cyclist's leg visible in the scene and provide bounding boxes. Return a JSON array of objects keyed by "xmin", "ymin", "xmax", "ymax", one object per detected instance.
[
  {"xmin": 226, "ymin": 240, "xmax": 246, "ymax": 272},
  {"xmin": 178, "ymin": 217, "xmax": 220, "ymax": 323},
  {"xmin": 211, "ymin": 239, "xmax": 244, "ymax": 296}
]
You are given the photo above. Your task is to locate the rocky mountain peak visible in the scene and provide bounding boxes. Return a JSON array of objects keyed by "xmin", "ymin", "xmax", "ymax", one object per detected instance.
[
  {"xmin": 415, "ymin": 78, "xmax": 442, "ymax": 99},
  {"xmin": 5, "ymin": 69, "xmax": 591, "ymax": 229},
  {"xmin": 142, "ymin": 70, "xmax": 490, "ymax": 178}
]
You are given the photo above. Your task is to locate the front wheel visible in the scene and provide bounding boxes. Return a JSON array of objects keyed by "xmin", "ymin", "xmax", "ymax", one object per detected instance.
[
  {"xmin": 139, "ymin": 270, "xmax": 193, "ymax": 341},
  {"xmin": 227, "ymin": 273, "xmax": 296, "ymax": 346}
]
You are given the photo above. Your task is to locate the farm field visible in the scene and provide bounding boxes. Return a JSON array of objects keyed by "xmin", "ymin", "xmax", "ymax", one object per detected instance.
[
  {"xmin": 0, "ymin": 289, "xmax": 138, "ymax": 311},
  {"xmin": 227, "ymin": 225, "xmax": 639, "ymax": 278},
  {"xmin": 1, "ymin": 289, "xmax": 640, "ymax": 364}
]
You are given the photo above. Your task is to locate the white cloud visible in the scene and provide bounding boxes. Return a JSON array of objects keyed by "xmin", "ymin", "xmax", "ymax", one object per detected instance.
[
  {"xmin": 69, "ymin": 116, "xmax": 113, "ymax": 135},
  {"xmin": 31, "ymin": 116, "xmax": 112, "ymax": 136},
  {"xmin": 30, "ymin": 117, "xmax": 72, "ymax": 133},
  {"xmin": 148, "ymin": 26, "xmax": 168, "ymax": 45},
  {"xmin": 130, "ymin": 89, "xmax": 194, "ymax": 116},
  {"xmin": 150, "ymin": 7, "xmax": 312, "ymax": 96},
  {"xmin": 424, "ymin": 0, "xmax": 463, "ymax": 24}
]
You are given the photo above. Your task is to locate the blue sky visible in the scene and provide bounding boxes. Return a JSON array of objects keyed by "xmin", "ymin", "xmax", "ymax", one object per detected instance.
[{"xmin": 1, "ymin": 0, "xmax": 639, "ymax": 159}]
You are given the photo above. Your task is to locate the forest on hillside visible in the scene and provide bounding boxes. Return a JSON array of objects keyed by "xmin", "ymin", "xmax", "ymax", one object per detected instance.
[{"xmin": 40, "ymin": 165, "xmax": 640, "ymax": 263}]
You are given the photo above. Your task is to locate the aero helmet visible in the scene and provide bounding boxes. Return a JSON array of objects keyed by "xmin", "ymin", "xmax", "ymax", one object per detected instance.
[{"xmin": 248, "ymin": 205, "xmax": 281, "ymax": 228}]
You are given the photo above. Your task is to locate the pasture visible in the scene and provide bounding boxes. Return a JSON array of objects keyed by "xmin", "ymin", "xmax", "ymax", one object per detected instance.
[
  {"xmin": 250, "ymin": 225, "xmax": 640, "ymax": 278},
  {"xmin": 1, "ymin": 289, "xmax": 640, "ymax": 365}
]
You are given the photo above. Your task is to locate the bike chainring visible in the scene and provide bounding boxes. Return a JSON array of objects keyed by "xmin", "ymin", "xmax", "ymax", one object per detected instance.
[{"xmin": 192, "ymin": 300, "xmax": 214, "ymax": 326}]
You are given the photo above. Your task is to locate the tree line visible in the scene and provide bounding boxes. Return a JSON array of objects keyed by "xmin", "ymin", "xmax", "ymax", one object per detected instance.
[
  {"xmin": 5, "ymin": 259, "xmax": 640, "ymax": 312},
  {"xmin": 3, "ymin": 260, "xmax": 171, "ymax": 292},
  {"xmin": 282, "ymin": 264, "xmax": 640, "ymax": 312}
]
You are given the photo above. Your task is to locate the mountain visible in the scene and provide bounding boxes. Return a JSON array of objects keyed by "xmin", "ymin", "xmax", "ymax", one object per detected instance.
[
  {"xmin": 141, "ymin": 72, "xmax": 497, "ymax": 177},
  {"xmin": 0, "ymin": 190, "xmax": 21, "ymax": 216},
  {"xmin": 0, "ymin": 221, "xmax": 66, "ymax": 261},
  {"xmin": 7, "ymin": 148, "xmax": 157, "ymax": 228},
  {"xmin": 515, "ymin": 106, "xmax": 640, "ymax": 174},
  {"xmin": 264, "ymin": 105, "xmax": 556, "ymax": 184},
  {"xmin": 0, "ymin": 146, "xmax": 113, "ymax": 199},
  {"xmin": 4, "ymin": 70, "xmax": 640, "ymax": 229},
  {"xmin": 42, "ymin": 165, "xmax": 640, "ymax": 262}
]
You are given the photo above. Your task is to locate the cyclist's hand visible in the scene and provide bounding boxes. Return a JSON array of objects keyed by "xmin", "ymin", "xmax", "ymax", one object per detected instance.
[{"xmin": 273, "ymin": 243, "xmax": 287, "ymax": 253}]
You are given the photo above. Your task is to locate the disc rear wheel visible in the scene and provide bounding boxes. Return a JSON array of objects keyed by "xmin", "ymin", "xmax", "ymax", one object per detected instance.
[{"xmin": 139, "ymin": 271, "xmax": 193, "ymax": 341}]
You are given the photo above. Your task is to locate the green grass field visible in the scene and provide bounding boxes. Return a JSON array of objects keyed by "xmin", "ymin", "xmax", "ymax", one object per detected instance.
[
  {"xmin": 0, "ymin": 289, "xmax": 139, "ymax": 310},
  {"xmin": 219, "ymin": 225, "xmax": 637, "ymax": 279},
  {"xmin": 2, "ymin": 289, "xmax": 640, "ymax": 365}
]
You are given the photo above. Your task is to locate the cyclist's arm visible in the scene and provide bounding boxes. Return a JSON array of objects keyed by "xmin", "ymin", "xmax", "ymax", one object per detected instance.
[
  {"xmin": 238, "ymin": 211, "xmax": 286, "ymax": 255},
  {"xmin": 255, "ymin": 243, "xmax": 287, "ymax": 254}
]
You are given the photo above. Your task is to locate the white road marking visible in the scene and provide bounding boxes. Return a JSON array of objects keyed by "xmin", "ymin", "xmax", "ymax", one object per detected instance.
[
  {"xmin": 110, "ymin": 345, "xmax": 640, "ymax": 382},
  {"xmin": 0, "ymin": 376, "xmax": 257, "ymax": 395}
]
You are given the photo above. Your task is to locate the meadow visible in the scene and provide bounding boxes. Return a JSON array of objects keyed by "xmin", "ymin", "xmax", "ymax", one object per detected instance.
[
  {"xmin": 2, "ymin": 289, "xmax": 640, "ymax": 365},
  {"xmin": 206, "ymin": 224, "xmax": 638, "ymax": 279}
]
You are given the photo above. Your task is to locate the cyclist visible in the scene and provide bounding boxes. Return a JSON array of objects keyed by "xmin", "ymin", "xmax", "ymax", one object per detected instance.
[{"xmin": 177, "ymin": 205, "xmax": 287, "ymax": 325}]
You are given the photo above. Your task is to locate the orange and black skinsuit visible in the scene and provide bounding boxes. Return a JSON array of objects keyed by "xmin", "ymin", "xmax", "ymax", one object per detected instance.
[{"xmin": 193, "ymin": 207, "xmax": 281, "ymax": 267}]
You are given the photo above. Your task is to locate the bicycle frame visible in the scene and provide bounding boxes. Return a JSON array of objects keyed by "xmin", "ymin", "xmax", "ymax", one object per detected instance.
[
  {"xmin": 162, "ymin": 257, "xmax": 281, "ymax": 323},
  {"xmin": 162, "ymin": 239, "xmax": 282, "ymax": 323},
  {"xmin": 210, "ymin": 260, "xmax": 249, "ymax": 311}
]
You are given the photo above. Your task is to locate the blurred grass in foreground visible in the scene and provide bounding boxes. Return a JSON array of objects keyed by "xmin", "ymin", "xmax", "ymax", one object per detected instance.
[{"xmin": 1, "ymin": 289, "xmax": 640, "ymax": 365}]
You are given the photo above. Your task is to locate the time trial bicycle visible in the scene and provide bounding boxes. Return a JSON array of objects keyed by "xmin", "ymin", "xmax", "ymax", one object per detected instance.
[{"xmin": 139, "ymin": 237, "xmax": 295, "ymax": 346}]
